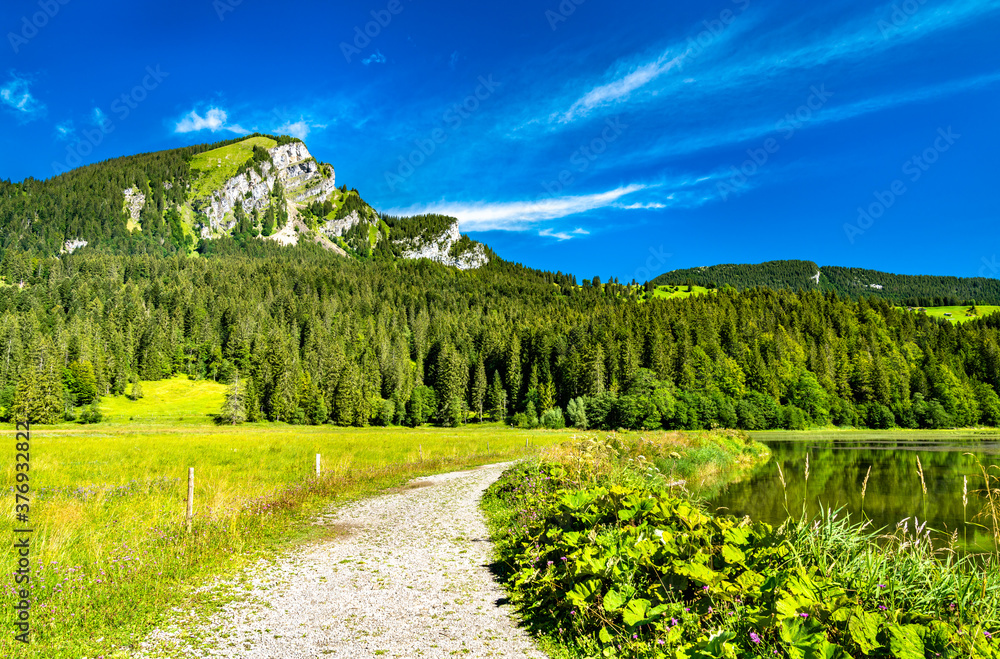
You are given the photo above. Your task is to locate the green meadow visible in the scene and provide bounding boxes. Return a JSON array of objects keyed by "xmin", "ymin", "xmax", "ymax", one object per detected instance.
[
  {"xmin": 905, "ymin": 305, "xmax": 1000, "ymax": 323},
  {"xmin": 652, "ymin": 284, "xmax": 711, "ymax": 300},
  {"xmin": 0, "ymin": 377, "xmax": 564, "ymax": 658},
  {"xmin": 188, "ymin": 136, "xmax": 277, "ymax": 199}
]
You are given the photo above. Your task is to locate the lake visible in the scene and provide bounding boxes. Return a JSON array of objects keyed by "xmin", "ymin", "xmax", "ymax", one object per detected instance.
[{"xmin": 710, "ymin": 431, "xmax": 1000, "ymax": 554}]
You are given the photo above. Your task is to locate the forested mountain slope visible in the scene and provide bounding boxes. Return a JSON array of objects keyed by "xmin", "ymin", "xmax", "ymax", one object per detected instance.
[
  {"xmin": 0, "ymin": 134, "xmax": 488, "ymax": 269},
  {"xmin": 653, "ymin": 260, "xmax": 1000, "ymax": 306},
  {"xmin": 5, "ymin": 137, "xmax": 1000, "ymax": 431},
  {"xmin": 4, "ymin": 244, "xmax": 1000, "ymax": 431}
]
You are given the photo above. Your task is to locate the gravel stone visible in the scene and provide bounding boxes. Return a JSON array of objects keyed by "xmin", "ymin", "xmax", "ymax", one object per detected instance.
[{"xmin": 137, "ymin": 462, "xmax": 546, "ymax": 658}]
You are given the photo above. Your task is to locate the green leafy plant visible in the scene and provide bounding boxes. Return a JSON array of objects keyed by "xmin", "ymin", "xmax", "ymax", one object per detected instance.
[{"xmin": 484, "ymin": 435, "xmax": 1000, "ymax": 658}]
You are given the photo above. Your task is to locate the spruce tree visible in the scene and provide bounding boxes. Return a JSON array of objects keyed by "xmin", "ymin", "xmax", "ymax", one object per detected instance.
[
  {"xmin": 220, "ymin": 372, "xmax": 247, "ymax": 425},
  {"xmin": 333, "ymin": 362, "xmax": 362, "ymax": 426},
  {"xmin": 129, "ymin": 379, "xmax": 144, "ymax": 401},
  {"xmin": 471, "ymin": 359, "xmax": 487, "ymax": 422},
  {"xmin": 487, "ymin": 372, "xmax": 507, "ymax": 422}
]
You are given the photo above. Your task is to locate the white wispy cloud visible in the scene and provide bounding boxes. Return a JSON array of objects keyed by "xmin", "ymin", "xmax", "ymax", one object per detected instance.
[
  {"xmin": 625, "ymin": 72, "xmax": 1000, "ymax": 165},
  {"xmin": 382, "ymin": 167, "xmax": 749, "ymax": 233},
  {"xmin": 617, "ymin": 202, "xmax": 667, "ymax": 210},
  {"xmin": 539, "ymin": 228, "xmax": 574, "ymax": 241},
  {"xmin": 362, "ymin": 50, "xmax": 386, "ymax": 66},
  {"xmin": 273, "ymin": 118, "xmax": 326, "ymax": 140},
  {"xmin": 383, "ymin": 184, "xmax": 648, "ymax": 232},
  {"xmin": 559, "ymin": 51, "xmax": 688, "ymax": 123},
  {"xmin": 54, "ymin": 120, "xmax": 75, "ymax": 140},
  {"xmin": 174, "ymin": 107, "xmax": 248, "ymax": 134},
  {"xmin": 0, "ymin": 74, "xmax": 45, "ymax": 119},
  {"xmin": 550, "ymin": 0, "xmax": 1000, "ymax": 126}
]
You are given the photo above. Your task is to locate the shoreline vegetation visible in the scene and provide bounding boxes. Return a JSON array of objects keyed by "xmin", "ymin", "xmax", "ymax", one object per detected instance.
[{"xmin": 483, "ymin": 430, "xmax": 1000, "ymax": 658}]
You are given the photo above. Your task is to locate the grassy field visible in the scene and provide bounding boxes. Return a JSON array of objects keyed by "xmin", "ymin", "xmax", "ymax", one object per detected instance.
[
  {"xmin": 652, "ymin": 284, "xmax": 711, "ymax": 300},
  {"xmin": 0, "ymin": 377, "xmax": 567, "ymax": 658},
  {"xmin": 189, "ymin": 136, "xmax": 277, "ymax": 200},
  {"xmin": 902, "ymin": 304, "xmax": 1000, "ymax": 323}
]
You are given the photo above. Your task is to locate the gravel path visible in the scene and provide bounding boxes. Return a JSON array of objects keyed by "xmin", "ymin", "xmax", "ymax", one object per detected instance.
[{"xmin": 137, "ymin": 462, "xmax": 546, "ymax": 659}]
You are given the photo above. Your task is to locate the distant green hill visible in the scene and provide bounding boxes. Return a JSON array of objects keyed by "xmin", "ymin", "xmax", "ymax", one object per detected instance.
[{"xmin": 652, "ymin": 260, "xmax": 1000, "ymax": 306}]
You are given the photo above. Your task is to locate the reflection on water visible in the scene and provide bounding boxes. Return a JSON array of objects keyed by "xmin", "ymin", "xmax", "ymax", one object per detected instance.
[{"xmin": 710, "ymin": 431, "xmax": 1000, "ymax": 553}]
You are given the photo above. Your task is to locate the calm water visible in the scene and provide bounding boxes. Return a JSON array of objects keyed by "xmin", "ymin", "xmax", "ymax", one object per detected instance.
[{"xmin": 710, "ymin": 431, "xmax": 1000, "ymax": 553}]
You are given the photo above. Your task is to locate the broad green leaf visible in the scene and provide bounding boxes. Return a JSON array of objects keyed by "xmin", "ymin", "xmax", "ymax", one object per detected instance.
[
  {"xmin": 676, "ymin": 561, "xmax": 718, "ymax": 585},
  {"xmin": 567, "ymin": 579, "xmax": 601, "ymax": 606},
  {"xmin": 887, "ymin": 623, "xmax": 925, "ymax": 659},
  {"xmin": 847, "ymin": 607, "xmax": 881, "ymax": 655},
  {"xmin": 560, "ymin": 491, "xmax": 594, "ymax": 510},
  {"xmin": 603, "ymin": 588, "xmax": 627, "ymax": 612},
  {"xmin": 723, "ymin": 526, "xmax": 750, "ymax": 546},
  {"xmin": 779, "ymin": 618, "xmax": 841, "ymax": 659},
  {"xmin": 618, "ymin": 507, "xmax": 637, "ymax": 521},
  {"xmin": 648, "ymin": 603, "xmax": 670, "ymax": 618},
  {"xmin": 776, "ymin": 596, "xmax": 802, "ymax": 619},
  {"xmin": 598, "ymin": 626, "xmax": 613, "ymax": 644},
  {"xmin": 720, "ymin": 544, "xmax": 746, "ymax": 565},
  {"xmin": 735, "ymin": 569, "xmax": 764, "ymax": 591},
  {"xmin": 622, "ymin": 598, "xmax": 651, "ymax": 627}
]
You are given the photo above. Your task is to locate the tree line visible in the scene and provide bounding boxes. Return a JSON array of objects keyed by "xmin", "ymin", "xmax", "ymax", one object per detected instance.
[
  {"xmin": 2, "ymin": 242, "xmax": 1000, "ymax": 432},
  {"xmin": 653, "ymin": 260, "xmax": 1000, "ymax": 306}
]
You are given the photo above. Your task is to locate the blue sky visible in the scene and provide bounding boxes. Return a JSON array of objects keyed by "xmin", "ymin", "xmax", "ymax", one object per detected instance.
[{"xmin": 1, "ymin": 0, "xmax": 998, "ymax": 281}]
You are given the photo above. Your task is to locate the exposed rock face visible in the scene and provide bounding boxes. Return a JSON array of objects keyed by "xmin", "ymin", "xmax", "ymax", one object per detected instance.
[
  {"xmin": 188, "ymin": 139, "xmax": 485, "ymax": 270},
  {"xmin": 270, "ymin": 143, "xmax": 336, "ymax": 203},
  {"xmin": 203, "ymin": 166, "xmax": 276, "ymax": 237},
  {"xmin": 61, "ymin": 239, "xmax": 88, "ymax": 254},
  {"xmin": 123, "ymin": 187, "xmax": 145, "ymax": 224},
  {"xmin": 200, "ymin": 142, "xmax": 336, "ymax": 237},
  {"xmin": 399, "ymin": 221, "xmax": 489, "ymax": 270},
  {"xmin": 320, "ymin": 210, "xmax": 367, "ymax": 239}
]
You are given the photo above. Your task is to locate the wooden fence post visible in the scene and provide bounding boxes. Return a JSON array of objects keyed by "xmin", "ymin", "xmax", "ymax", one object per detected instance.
[
  {"xmin": 419, "ymin": 444, "xmax": 423, "ymax": 461},
  {"xmin": 316, "ymin": 453, "xmax": 321, "ymax": 478},
  {"xmin": 186, "ymin": 467, "xmax": 194, "ymax": 533}
]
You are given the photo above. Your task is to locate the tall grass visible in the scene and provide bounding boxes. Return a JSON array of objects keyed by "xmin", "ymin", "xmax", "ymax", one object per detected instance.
[
  {"xmin": 968, "ymin": 454, "xmax": 1000, "ymax": 558},
  {"xmin": 0, "ymin": 396, "xmax": 564, "ymax": 658},
  {"xmin": 537, "ymin": 429, "xmax": 770, "ymax": 496}
]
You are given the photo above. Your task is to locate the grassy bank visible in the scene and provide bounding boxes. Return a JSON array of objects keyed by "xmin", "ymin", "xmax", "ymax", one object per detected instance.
[
  {"xmin": 748, "ymin": 428, "xmax": 1000, "ymax": 441},
  {"xmin": 0, "ymin": 393, "xmax": 563, "ymax": 658},
  {"xmin": 483, "ymin": 431, "xmax": 1000, "ymax": 658}
]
